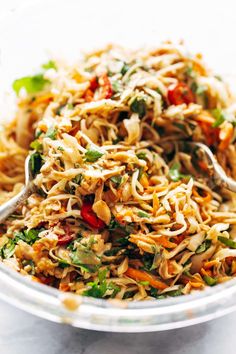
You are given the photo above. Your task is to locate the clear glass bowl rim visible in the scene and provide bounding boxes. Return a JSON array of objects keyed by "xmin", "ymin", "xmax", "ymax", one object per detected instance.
[{"xmin": 1, "ymin": 263, "xmax": 236, "ymax": 332}]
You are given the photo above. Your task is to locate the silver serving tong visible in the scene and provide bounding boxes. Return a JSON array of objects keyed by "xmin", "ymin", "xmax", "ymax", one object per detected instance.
[
  {"xmin": 0, "ymin": 155, "xmax": 34, "ymax": 223},
  {"xmin": 165, "ymin": 141, "xmax": 236, "ymax": 192}
]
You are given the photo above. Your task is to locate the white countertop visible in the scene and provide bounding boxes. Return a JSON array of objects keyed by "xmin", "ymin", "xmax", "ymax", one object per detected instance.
[{"xmin": 0, "ymin": 300, "xmax": 236, "ymax": 354}]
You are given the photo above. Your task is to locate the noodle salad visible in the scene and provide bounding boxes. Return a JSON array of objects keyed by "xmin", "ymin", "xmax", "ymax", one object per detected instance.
[{"xmin": 1, "ymin": 42, "xmax": 236, "ymax": 300}]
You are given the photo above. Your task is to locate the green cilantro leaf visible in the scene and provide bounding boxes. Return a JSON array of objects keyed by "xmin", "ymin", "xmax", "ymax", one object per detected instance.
[
  {"xmin": 1, "ymin": 239, "xmax": 15, "ymax": 259},
  {"xmin": 13, "ymin": 74, "xmax": 49, "ymax": 95},
  {"xmin": 137, "ymin": 211, "xmax": 150, "ymax": 218},
  {"xmin": 121, "ymin": 63, "xmax": 130, "ymax": 75},
  {"xmin": 45, "ymin": 126, "xmax": 58, "ymax": 140},
  {"xmin": 30, "ymin": 139, "xmax": 43, "ymax": 152},
  {"xmin": 110, "ymin": 175, "xmax": 122, "ymax": 186},
  {"xmin": 41, "ymin": 60, "xmax": 57, "ymax": 70},
  {"xmin": 130, "ymin": 98, "xmax": 147, "ymax": 118},
  {"xmin": 212, "ymin": 109, "xmax": 225, "ymax": 128},
  {"xmin": 136, "ymin": 152, "xmax": 146, "ymax": 160},
  {"xmin": 84, "ymin": 149, "xmax": 103, "ymax": 162},
  {"xmin": 72, "ymin": 174, "xmax": 83, "ymax": 185},
  {"xmin": 14, "ymin": 228, "xmax": 44, "ymax": 245},
  {"xmin": 169, "ymin": 163, "xmax": 189, "ymax": 182},
  {"xmin": 195, "ymin": 239, "xmax": 211, "ymax": 254},
  {"xmin": 83, "ymin": 269, "xmax": 120, "ymax": 298},
  {"xmin": 29, "ymin": 152, "xmax": 43, "ymax": 176}
]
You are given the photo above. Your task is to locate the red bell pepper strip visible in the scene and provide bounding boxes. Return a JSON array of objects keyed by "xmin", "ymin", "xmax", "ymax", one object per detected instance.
[
  {"xmin": 168, "ymin": 82, "xmax": 195, "ymax": 105},
  {"xmin": 81, "ymin": 201, "xmax": 105, "ymax": 229}
]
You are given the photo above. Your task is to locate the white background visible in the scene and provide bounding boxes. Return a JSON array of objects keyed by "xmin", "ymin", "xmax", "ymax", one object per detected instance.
[{"xmin": 1, "ymin": 1, "xmax": 236, "ymax": 353}]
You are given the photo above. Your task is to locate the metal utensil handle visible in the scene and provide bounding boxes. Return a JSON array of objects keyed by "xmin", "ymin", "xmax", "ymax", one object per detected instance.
[
  {"xmin": 0, "ymin": 184, "xmax": 32, "ymax": 223},
  {"xmin": 194, "ymin": 143, "xmax": 236, "ymax": 192}
]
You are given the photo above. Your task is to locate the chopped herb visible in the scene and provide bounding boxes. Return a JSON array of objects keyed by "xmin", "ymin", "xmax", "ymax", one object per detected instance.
[
  {"xmin": 185, "ymin": 66, "xmax": 196, "ymax": 78},
  {"xmin": 108, "ymin": 218, "xmax": 134, "ymax": 238},
  {"xmin": 139, "ymin": 281, "xmax": 150, "ymax": 286},
  {"xmin": 29, "ymin": 152, "xmax": 43, "ymax": 176},
  {"xmin": 196, "ymin": 85, "xmax": 207, "ymax": 96},
  {"xmin": 165, "ymin": 289, "xmax": 183, "ymax": 297},
  {"xmin": 121, "ymin": 63, "xmax": 130, "ymax": 75},
  {"xmin": 84, "ymin": 149, "xmax": 103, "ymax": 162},
  {"xmin": 58, "ymin": 260, "xmax": 70, "ymax": 268},
  {"xmin": 169, "ymin": 162, "xmax": 189, "ymax": 182},
  {"xmin": 203, "ymin": 275, "xmax": 217, "ymax": 286},
  {"xmin": 55, "ymin": 104, "xmax": 66, "ymax": 116},
  {"xmin": 35, "ymin": 129, "xmax": 43, "ymax": 138},
  {"xmin": 83, "ymin": 269, "xmax": 120, "ymax": 298},
  {"xmin": 14, "ymin": 228, "xmax": 44, "ymax": 245},
  {"xmin": 142, "ymin": 254, "xmax": 154, "ymax": 271},
  {"xmin": 212, "ymin": 109, "xmax": 225, "ymax": 128},
  {"xmin": 195, "ymin": 239, "xmax": 211, "ymax": 254},
  {"xmin": 112, "ymin": 81, "xmax": 122, "ymax": 93},
  {"xmin": 149, "ymin": 287, "xmax": 165, "ymax": 299},
  {"xmin": 112, "ymin": 136, "xmax": 122, "ymax": 144},
  {"xmin": 1, "ymin": 239, "xmax": 15, "ymax": 259},
  {"xmin": 150, "ymin": 287, "xmax": 182, "ymax": 298},
  {"xmin": 70, "ymin": 237, "xmax": 100, "ymax": 273},
  {"xmin": 65, "ymin": 182, "xmax": 76, "ymax": 195},
  {"xmin": 22, "ymin": 259, "xmax": 35, "ymax": 274},
  {"xmin": 13, "ymin": 74, "xmax": 49, "ymax": 95},
  {"xmin": 72, "ymin": 174, "xmax": 83, "ymax": 185},
  {"xmin": 57, "ymin": 146, "xmax": 65, "ymax": 151},
  {"xmin": 123, "ymin": 290, "xmax": 136, "ymax": 299},
  {"xmin": 130, "ymin": 98, "xmax": 147, "ymax": 118},
  {"xmin": 138, "ymin": 167, "xmax": 144, "ymax": 179},
  {"xmin": 218, "ymin": 236, "xmax": 236, "ymax": 249},
  {"xmin": 41, "ymin": 60, "xmax": 57, "ymax": 70},
  {"xmin": 137, "ymin": 211, "xmax": 150, "ymax": 218},
  {"xmin": 67, "ymin": 103, "xmax": 74, "ymax": 109},
  {"xmin": 136, "ymin": 152, "xmax": 147, "ymax": 160},
  {"xmin": 45, "ymin": 126, "xmax": 58, "ymax": 140},
  {"xmin": 110, "ymin": 175, "xmax": 122, "ymax": 186},
  {"xmin": 30, "ymin": 139, "xmax": 43, "ymax": 152}
]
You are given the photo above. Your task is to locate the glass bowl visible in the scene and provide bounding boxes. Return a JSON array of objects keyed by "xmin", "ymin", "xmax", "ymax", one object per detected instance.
[{"xmin": 1, "ymin": 0, "xmax": 236, "ymax": 332}]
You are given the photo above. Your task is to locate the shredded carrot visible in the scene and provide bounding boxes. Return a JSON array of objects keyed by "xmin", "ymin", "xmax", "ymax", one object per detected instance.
[
  {"xmin": 37, "ymin": 122, "xmax": 48, "ymax": 133},
  {"xmin": 125, "ymin": 267, "xmax": 167, "ymax": 290},
  {"xmin": 31, "ymin": 94, "xmax": 54, "ymax": 107},
  {"xmin": 152, "ymin": 193, "xmax": 159, "ymax": 216},
  {"xmin": 31, "ymin": 275, "xmax": 41, "ymax": 283},
  {"xmin": 172, "ymin": 234, "xmax": 186, "ymax": 245},
  {"xmin": 200, "ymin": 267, "xmax": 211, "ymax": 277},
  {"xmin": 189, "ymin": 281, "xmax": 204, "ymax": 289},
  {"xmin": 83, "ymin": 88, "xmax": 94, "ymax": 102},
  {"xmin": 167, "ymin": 260, "xmax": 176, "ymax": 274},
  {"xmin": 139, "ymin": 173, "xmax": 149, "ymax": 188},
  {"xmin": 198, "ymin": 160, "xmax": 209, "ymax": 172},
  {"xmin": 219, "ymin": 123, "xmax": 234, "ymax": 151},
  {"xmin": 130, "ymin": 235, "xmax": 156, "ymax": 245},
  {"xmin": 154, "ymin": 236, "xmax": 177, "ymax": 249},
  {"xmin": 203, "ymin": 260, "xmax": 218, "ymax": 269},
  {"xmin": 198, "ymin": 121, "xmax": 219, "ymax": 146},
  {"xmin": 192, "ymin": 187, "xmax": 212, "ymax": 204},
  {"xmin": 59, "ymin": 283, "xmax": 70, "ymax": 292},
  {"xmin": 194, "ymin": 113, "xmax": 215, "ymax": 124}
]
